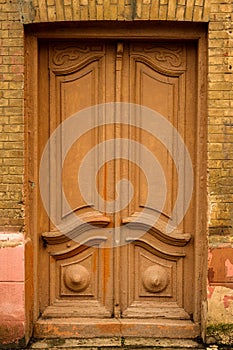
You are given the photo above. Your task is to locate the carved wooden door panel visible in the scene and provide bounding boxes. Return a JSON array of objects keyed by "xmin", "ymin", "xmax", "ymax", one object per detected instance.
[
  {"xmin": 37, "ymin": 39, "xmax": 199, "ymax": 337},
  {"xmin": 38, "ymin": 42, "xmax": 116, "ymax": 319},
  {"xmin": 119, "ymin": 42, "xmax": 196, "ymax": 321}
]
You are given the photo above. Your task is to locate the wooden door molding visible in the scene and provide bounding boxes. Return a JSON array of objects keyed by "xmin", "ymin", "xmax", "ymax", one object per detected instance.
[{"xmin": 25, "ymin": 22, "xmax": 208, "ymax": 339}]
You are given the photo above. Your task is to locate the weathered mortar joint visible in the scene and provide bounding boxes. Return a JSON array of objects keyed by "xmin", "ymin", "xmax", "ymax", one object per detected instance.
[{"xmin": 18, "ymin": 0, "xmax": 36, "ymax": 23}]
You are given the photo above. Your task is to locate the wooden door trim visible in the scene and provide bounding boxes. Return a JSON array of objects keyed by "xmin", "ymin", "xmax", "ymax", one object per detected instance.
[
  {"xmin": 25, "ymin": 22, "xmax": 207, "ymax": 336},
  {"xmin": 25, "ymin": 21, "xmax": 207, "ymax": 40}
]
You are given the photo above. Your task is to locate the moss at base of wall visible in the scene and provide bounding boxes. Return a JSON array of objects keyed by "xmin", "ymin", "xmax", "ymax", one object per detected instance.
[{"xmin": 206, "ymin": 323, "xmax": 233, "ymax": 345}]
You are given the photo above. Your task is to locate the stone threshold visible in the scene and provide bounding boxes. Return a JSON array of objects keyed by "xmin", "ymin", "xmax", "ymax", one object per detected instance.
[{"xmin": 27, "ymin": 337, "xmax": 205, "ymax": 349}]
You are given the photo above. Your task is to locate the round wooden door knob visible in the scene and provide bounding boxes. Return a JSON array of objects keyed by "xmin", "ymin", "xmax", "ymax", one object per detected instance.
[
  {"xmin": 142, "ymin": 265, "xmax": 169, "ymax": 293},
  {"xmin": 64, "ymin": 264, "xmax": 90, "ymax": 292}
]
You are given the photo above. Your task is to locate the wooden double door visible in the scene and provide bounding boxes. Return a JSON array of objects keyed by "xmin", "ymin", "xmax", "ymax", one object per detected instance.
[{"xmin": 36, "ymin": 38, "xmax": 201, "ymax": 338}]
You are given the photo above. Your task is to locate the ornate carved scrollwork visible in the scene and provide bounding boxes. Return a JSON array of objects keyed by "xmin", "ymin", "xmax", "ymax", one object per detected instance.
[
  {"xmin": 52, "ymin": 46, "xmax": 90, "ymax": 66},
  {"xmin": 131, "ymin": 44, "xmax": 186, "ymax": 70},
  {"xmin": 51, "ymin": 44, "xmax": 104, "ymax": 67},
  {"xmin": 144, "ymin": 46, "xmax": 184, "ymax": 67}
]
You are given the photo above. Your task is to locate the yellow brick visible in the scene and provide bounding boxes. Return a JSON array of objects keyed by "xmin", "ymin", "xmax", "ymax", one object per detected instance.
[
  {"xmin": 167, "ymin": 0, "xmax": 176, "ymax": 20},
  {"xmin": 124, "ymin": 4, "xmax": 132, "ymax": 19},
  {"xmin": 3, "ymin": 73, "xmax": 24, "ymax": 82},
  {"xmin": 0, "ymin": 99, "xmax": 8, "ymax": 107},
  {"xmin": 209, "ymin": 40, "xmax": 227, "ymax": 48},
  {"xmin": 0, "ymin": 81, "xmax": 9, "ymax": 89},
  {"xmin": 9, "ymin": 99, "xmax": 23, "ymax": 107},
  {"xmin": 9, "ymin": 29, "xmax": 23, "ymax": 38},
  {"xmin": 141, "ymin": 3, "xmax": 150, "ymax": 19},
  {"xmin": 3, "ymin": 106, "xmax": 23, "ymax": 115},
  {"xmin": 176, "ymin": 5, "xmax": 185, "ymax": 20},
  {"xmin": 0, "ymin": 149, "xmax": 23, "ymax": 158},
  {"xmin": 2, "ymin": 175, "xmax": 23, "ymax": 184},
  {"xmin": 116, "ymin": 0, "xmax": 124, "ymax": 19},
  {"xmin": 103, "ymin": 0, "xmax": 111, "ymax": 19},
  {"xmin": 209, "ymin": 31, "xmax": 230, "ymax": 39},
  {"xmin": 64, "ymin": 5, "xmax": 73, "ymax": 20},
  {"xmin": 72, "ymin": 0, "xmax": 80, "ymax": 20},
  {"xmin": 2, "ymin": 22, "xmax": 22, "ymax": 31},
  {"xmin": 110, "ymin": 4, "xmax": 118, "ymax": 20},
  {"xmin": 136, "ymin": 0, "xmax": 142, "ymax": 18},
  {"xmin": 202, "ymin": 0, "xmax": 211, "ymax": 22},
  {"xmin": 219, "ymin": 4, "xmax": 232, "ymax": 13},
  {"xmin": 2, "ymin": 38, "xmax": 23, "ymax": 46},
  {"xmin": 208, "ymin": 73, "xmax": 225, "ymax": 82},
  {"xmin": 0, "ymin": 12, "xmax": 8, "ymax": 20},
  {"xmin": 9, "ymin": 47, "xmax": 24, "ymax": 56},
  {"xmin": 96, "ymin": 4, "xmax": 103, "ymax": 20},
  {"xmin": 209, "ymin": 91, "xmax": 231, "ymax": 99},
  {"xmin": 0, "ymin": 133, "xmax": 8, "ymax": 141},
  {"xmin": 9, "ymin": 116, "xmax": 23, "ymax": 124},
  {"xmin": 3, "ymin": 90, "xmax": 23, "ymax": 99},
  {"xmin": 209, "ymin": 22, "xmax": 225, "ymax": 31},
  {"xmin": 208, "ymin": 143, "xmax": 223, "ymax": 152},
  {"xmin": 79, "ymin": 5, "xmax": 88, "ymax": 20},
  {"xmin": 3, "ymin": 158, "xmax": 24, "ymax": 166},
  {"xmin": 9, "ymin": 166, "xmax": 24, "ymax": 175},
  {"xmin": 9, "ymin": 81, "xmax": 24, "ymax": 90},
  {"xmin": 1, "ymin": 30, "xmax": 9, "ymax": 38},
  {"xmin": 209, "ymin": 64, "xmax": 229, "ymax": 73},
  {"xmin": 47, "ymin": 6, "xmax": 56, "ymax": 21},
  {"xmin": 89, "ymin": 0, "xmax": 96, "ymax": 20},
  {"xmin": 224, "ymin": 73, "xmax": 233, "ymax": 82},
  {"xmin": 209, "ymin": 82, "xmax": 232, "ymax": 90},
  {"xmin": 159, "ymin": 4, "xmax": 167, "ymax": 20},
  {"xmin": 193, "ymin": 5, "xmax": 203, "ymax": 21},
  {"xmin": 209, "ymin": 3, "xmax": 219, "ymax": 13},
  {"xmin": 38, "ymin": 0, "xmax": 48, "ymax": 21},
  {"xmin": 55, "ymin": 0, "xmax": 65, "ymax": 20},
  {"xmin": 150, "ymin": 0, "xmax": 159, "ymax": 19}
]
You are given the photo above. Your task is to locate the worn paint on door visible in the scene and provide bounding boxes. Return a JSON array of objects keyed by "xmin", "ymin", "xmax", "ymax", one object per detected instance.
[{"xmin": 35, "ymin": 39, "xmax": 201, "ymax": 338}]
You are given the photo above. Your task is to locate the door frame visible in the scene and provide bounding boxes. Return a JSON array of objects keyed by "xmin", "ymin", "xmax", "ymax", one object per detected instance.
[{"xmin": 25, "ymin": 21, "xmax": 208, "ymax": 339}]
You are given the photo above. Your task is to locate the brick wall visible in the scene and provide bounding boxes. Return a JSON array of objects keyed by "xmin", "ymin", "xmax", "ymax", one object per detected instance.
[
  {"xmin": 208, "ymin": 0, "xmax": 233, "ymax": 244},
  {"xmin": 0, "ymin": 0, "xmax": 24, "ymax": 234}
]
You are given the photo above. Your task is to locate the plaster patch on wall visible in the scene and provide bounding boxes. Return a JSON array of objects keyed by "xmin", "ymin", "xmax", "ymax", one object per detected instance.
[
  {"xmin": 225, "ymin": 258, "xmax": 233, "ymax": 278},
  {"xmin": 207, "ymin": 285, "xmax": 233, "ymax": 324},
  {"xmin": 0, "ymin": 233, "xmax": 24, "ymax": 248},
  {"xmin": 208, "ymin": 248, "xmax": 233, "ymax": 288}
]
